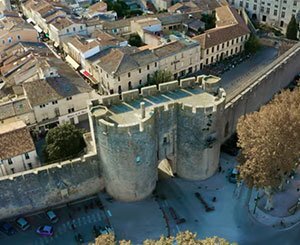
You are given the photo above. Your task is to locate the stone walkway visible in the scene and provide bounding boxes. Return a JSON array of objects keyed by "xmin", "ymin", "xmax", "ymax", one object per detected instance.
[{"xmin": 248, "ymin": 166, "xmax": 300, "ymax": 229}]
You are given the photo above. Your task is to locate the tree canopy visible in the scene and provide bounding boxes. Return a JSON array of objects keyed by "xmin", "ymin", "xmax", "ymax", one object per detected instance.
[
  {"xmin": 237, "ymin": 88, "xmax": 300, "ymax": 190},
  {"xmin": 149, "ymin": 70, "xmax": 173, "ymax": 86},
  {"xmin": 128, "ymin": 33, "xmax": 143, "ymax": 47},
  {"xmin": 244, "ymin": 34, "xmax": 261, "ymax": 54},
  {"xmin": 286, "ymin": 15, "xmax": 298, "ymax": 40},
  {"xmin": 95, "ymin": 231, "xmax": 233, "ymax": 245},
  {"xmin": 44, "ymin": 123, "xmax": 85, "ymax": 162}
]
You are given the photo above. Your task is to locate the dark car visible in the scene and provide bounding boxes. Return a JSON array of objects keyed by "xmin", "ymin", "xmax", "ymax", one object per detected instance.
[
  {"xmin": 228, "ymin": 168, "xmax": 239, "ymax": 184},
  {"xmin": 0, "ymin": 223, "xmax": 17, "ymax": 235}
]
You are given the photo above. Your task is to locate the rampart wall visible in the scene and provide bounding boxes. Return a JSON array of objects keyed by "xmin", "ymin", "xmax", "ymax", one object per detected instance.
[
  {"xmin": 0, "ymin": 153, "xmax": 104, "ymax": 220},
  {"xmin": 223, "ymin": 43, "xmax": 300, "ymax": 142}
]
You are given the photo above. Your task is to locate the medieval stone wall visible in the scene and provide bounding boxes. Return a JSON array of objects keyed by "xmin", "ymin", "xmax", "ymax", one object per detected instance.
[{"xmin": 0, "ymin": 154, "xmax": 104, "ymax": 220}]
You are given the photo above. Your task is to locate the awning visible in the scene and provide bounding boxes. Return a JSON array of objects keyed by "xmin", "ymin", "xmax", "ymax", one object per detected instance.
[
  {"xmin": 65, "ymin": 55, "xmax": 80, "ymax": 70},
  {"xmin": 82, "ymin": 70, "xmax": 91, "ymax": 77},
  {"xmin": 26, "ymin": 18, "xmax": 36, "ymax": 25},
  {"xmin": 80, "ymin": 69, "xmax": 98, "ymax": 84},
  {"xmin": 33, "ymin": 25, "xmax": 43, "ymax": 33}
]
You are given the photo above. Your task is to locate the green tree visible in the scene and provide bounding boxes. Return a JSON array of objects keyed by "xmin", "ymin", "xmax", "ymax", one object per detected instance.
[
  {"xmin": 244, "ymin": 34, "xmax": 261, "ymax": 54},
  {"xmin": 286, "ymin": 15, "xmax": 298, "ymax": 40},
  {"xmin": 201, "ymin": 12, "xmax": 216, "ymax": 30},
  {"xmin": 237, "ymin": 88, "xmax": 300, "ymax": 210},
  {"xmin": 128, "ymin": 33, "xmax": 143, "ymax": 47},
  {"xmin": 44, "ymin": 123, "xmax": 85, "ymax": 162},
  {"xmin": 105, "ymin": 0, "xmax": 130, "ymax": 18},
  {"xmin": 149, "ymin": 70, "xmax": 173, "ymax": 85}
]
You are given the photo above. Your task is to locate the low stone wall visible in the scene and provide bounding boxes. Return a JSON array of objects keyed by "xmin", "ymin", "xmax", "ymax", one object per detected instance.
[{"xmin": 0, "ymin": 153, "xmax": 104, "ymax": 220}]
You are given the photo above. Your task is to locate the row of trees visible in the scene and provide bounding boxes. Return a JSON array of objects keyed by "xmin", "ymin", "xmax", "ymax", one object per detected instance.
[
  {"xmin": 237, "ymin": 87, "xmax": 300, "ymax": 210},
  {"xmin": 95, "ymin": 231, "xmax": 233, "ymax": 245}
]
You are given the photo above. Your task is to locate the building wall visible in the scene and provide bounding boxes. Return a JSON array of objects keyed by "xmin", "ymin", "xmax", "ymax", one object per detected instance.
[
  {"xmin": 95, "ymin": 61, "xmax": 158, "ymax": 94},
  {"xmin": 0, "ymin": 150, "xmax": 40, "ymax": 177},
  {"xmin": 32, "ymin": 92, "xmax": 91, "ymax": 124},
  {"xmin": 230, "ymin": 0, "xmax": 300, "ymax": 32},
  {"xmin": 49, "ymin": 23, "xmax": 87, "ymax": 45},
  {"xmin": 157, "ymin": 44, "xmax": 201, "ymax": 78},
  {"xmin": 0, "ymin": 29, "xmax": 39, "ymax": 48},
  {"xmin": 202, "ymin": 34, "xmax": 249, "ymax": 66}
]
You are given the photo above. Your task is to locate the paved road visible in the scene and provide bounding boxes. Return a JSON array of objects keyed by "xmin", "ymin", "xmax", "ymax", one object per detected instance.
[{"xmin": 155, "ymin": 154, "xmax": 300, "ymax": 245}]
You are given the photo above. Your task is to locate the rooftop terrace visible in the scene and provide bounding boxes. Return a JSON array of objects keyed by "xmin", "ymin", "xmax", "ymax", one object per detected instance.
[{"xmin": 90, "ymin": 75, "xmax": 226, "ymax": 126}]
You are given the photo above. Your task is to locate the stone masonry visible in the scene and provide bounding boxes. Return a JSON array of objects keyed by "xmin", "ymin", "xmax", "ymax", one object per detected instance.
[{"xmin": 89, "ymin": 75, "xmax": 226, "ymax": 201}]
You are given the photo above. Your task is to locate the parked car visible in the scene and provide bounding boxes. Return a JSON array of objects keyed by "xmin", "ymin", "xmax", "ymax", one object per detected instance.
[
  {"xmin": 228, "ymin": 168, "xmax": 239, "ymax": 184},
  {"xmin": 15, "ymin": 218, "xmax": 30, "ymax": 231},
  {"xmin": 36, "ymin": 225, "xmax": 53, "ymax": 237},
  {"xmin": 46, "ymin": 210, "xmax": 58, "ymax": 223},
  {"xmin": 0, "ymin": 222, "xmax": 17, "ymax": 235}
]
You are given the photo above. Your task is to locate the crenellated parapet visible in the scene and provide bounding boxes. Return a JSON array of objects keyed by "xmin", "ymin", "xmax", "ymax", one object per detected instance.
[{"xmin": 89, "ymin": 75, "xmax": 226, "ymax": 201}]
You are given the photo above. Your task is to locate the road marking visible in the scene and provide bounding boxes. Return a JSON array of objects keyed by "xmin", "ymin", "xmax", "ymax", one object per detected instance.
[{"xmin": 107, "ymin": 210, "xmax": 112, "ymax": 217}]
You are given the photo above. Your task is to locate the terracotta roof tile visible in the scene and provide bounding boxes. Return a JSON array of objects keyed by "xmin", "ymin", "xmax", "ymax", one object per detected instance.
[{"xmin": 0, "ymin": 121, "xmax": 35, "ymax": 159}]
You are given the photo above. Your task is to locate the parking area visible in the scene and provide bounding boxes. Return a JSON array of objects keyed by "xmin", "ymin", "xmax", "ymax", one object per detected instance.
[{"xmin": 0, "ymin": 196, "xmax": 111, "ymax": 245}]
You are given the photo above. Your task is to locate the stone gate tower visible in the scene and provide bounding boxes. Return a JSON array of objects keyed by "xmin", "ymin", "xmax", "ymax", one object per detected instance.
[{"xmin": 89, "ymin": 75, "xmax": 226, "ymax": 201}]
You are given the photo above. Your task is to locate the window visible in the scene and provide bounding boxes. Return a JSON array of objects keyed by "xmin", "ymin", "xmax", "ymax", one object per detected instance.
[
  {"xmin": 139, "ymin": 80, "xmax": 142, "ymax": 85},
  {"xmin": 206, "ymin": 49, "xmax": 209, "ymax": 55},
  {"xmin": 24, "ymin": 152, "xmax": 30, "ymax": 160},
  {"xmin": 139, "ymin": 68, "xmax": 141, "ymax": 73},
  {"xmin": 68, "ymin": 108, "xmax": 75, "ymax": 113},
  {"xmin": 118, "ymin": 85, "xmax": 122, "ymax": 94},
  {"xmin": 212, "ymin": 47, "xmax": 214, "ymax": 52},
  {"xmin": 281, "ymin": 12, "xmax": 285, "ymax": 18},
  {"xmin": 128, "ymin": 72, "xmax": 131, "ymax": 78},
  {"xmin": 8, "ymin": 158, "xmax": 13, "ymax": 165},
  {"xmin": 73, "ymin": 27, "xmax": 76, "ymax": 32},
  {"xmin": 11, "ymin": 168, "xmax": 15, "ymax": 174},
  {"xmin": 39, "ymin": 104, "xmax": 46, "ymax": 108},
  {"xmin": 52, "ymin": 100, "xmax": 58, "ymax": 105},
  {"xmin": 118, "ymin": 76, "xmax": 120, "ymax": 81},
  {"xmin": 80, "ymin": 26, "xmax": 83, "ymax": 30},
  {"xmin": 17, "ymin": 35, "xmax": 21, "ymax": 40},
  {"xmin": 66, "ymin": 28, "xmax": 69, "ymax": 33},
  {"xmin": 128, "ymin": 81, "xmax": 132, "ymax": 90},
  {"xmin": 222, "ymin": 43, "xmax": 224, "ymax": 49},
  {"xmin": 147, "ymin": 65, "xmax": 150, "ymax": 70},
  {"xmin": 154, "ymin": 62, "xmax": 157, "ymax": 67},
  {"xmin": 28, "ymin": 163, "xmax": 33, "ymax": 169},
  {"xmin": 274, "ymin": 9, "xmax": 277, "ymax": 16},
  {"xmin": 66, "ymin": 97, "xmax": 72, "ymax": 100}
]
